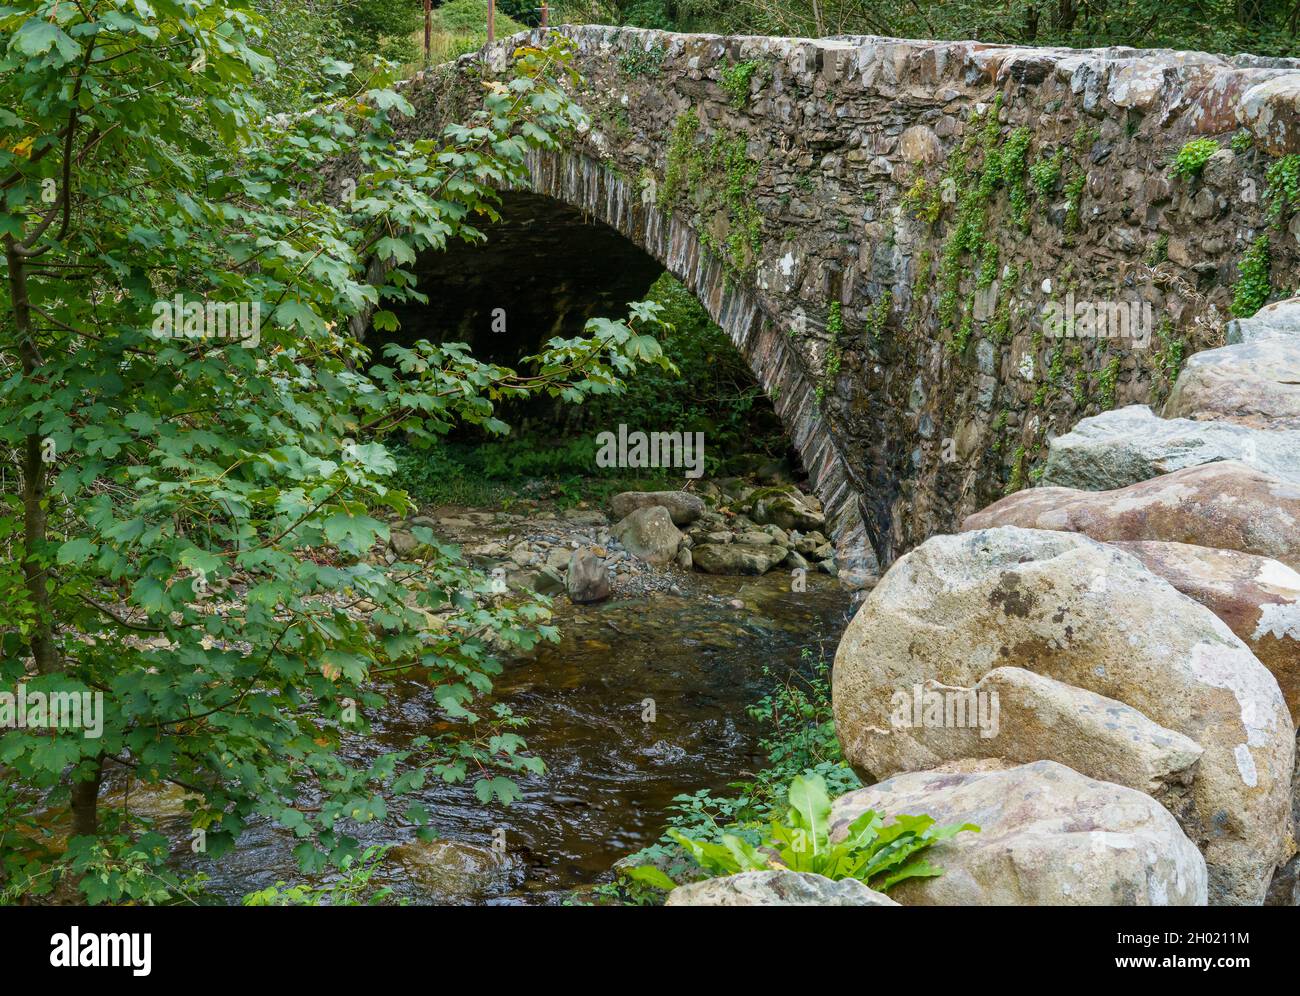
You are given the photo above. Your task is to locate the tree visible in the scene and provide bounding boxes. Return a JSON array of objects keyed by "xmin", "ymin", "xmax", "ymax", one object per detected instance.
[{"xmin": 0, "ymin": 0, "xmax": 669, "ymax": 903}]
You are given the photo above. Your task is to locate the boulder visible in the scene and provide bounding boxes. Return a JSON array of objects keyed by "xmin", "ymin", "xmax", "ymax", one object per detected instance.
[
  {"xmin": 533, "ymin": 566, "xmax": 566, "ymax": 597},
  {"xmin": 1162, "ymin": 339, "xmax": 1300, "ymax": 429},
  {"xmin": 748, "ymin": 486, "xmax": 826, "ymax": 531},
  {"xmin": 387, "ymin": 839, "xmax": 511, "ymax": 901},
  {"xmin": 566, "ymin": 548, "xmax": 611, "ymax": 604},
  {"xmin": 962, "ymin": 462, "xmax": 1300, "ymax": 572},
  {"xmin": 1040, "ymin": 405, "xmax": 1300, "ymax": 489},
  {"xmin": 664, "ymin": 870, "xmax": 899, "ymax": 907},
  {"xmin": 692, "ymin": 542, "xmax": 789, "ymax": 575},
  {"xmin": 829, "ymin": 760, "xmax": 1208, "ymax": 906},
  {"xmin": 833, "ymin": 527, "xmax": 1293, "ymax": 905},
  {"xmin": 1226, "ymin": 297, "xmax": 1300, "ymax": 344},
  {"xmin": 1110, "ymin": 541, "xmax": 1300, "ymax": 721},
  {"xmin": 611, "ymin": 506, "xmax": 684, "ymax": 565},
  {"xmin": 608, "ymin": 490, "xmax": 706, "ymax": 526},
  {"xmin": 878, "ymin": 667, "xmax": 1203, "ymax": 806}
]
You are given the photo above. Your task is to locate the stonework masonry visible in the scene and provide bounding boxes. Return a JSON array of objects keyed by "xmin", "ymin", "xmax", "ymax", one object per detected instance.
[{"xmin": 403, "ymin": 26, "xmax": 1300, "ymax": 585}]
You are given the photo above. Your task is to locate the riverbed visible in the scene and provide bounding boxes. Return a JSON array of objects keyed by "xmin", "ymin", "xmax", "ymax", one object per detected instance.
[{"xmin": 178, "ymin": 566, "xmax": 851, "ymax": 904}]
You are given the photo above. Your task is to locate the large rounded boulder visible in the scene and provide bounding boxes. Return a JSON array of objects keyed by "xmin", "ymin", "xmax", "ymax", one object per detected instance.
[
  {"xmin": 832, "ymin": 526, "xmax": 1293, "ymax": 906},
  {"xmin": 829, "ymin": 760, "xmax": 1208, "ymax": 906}
]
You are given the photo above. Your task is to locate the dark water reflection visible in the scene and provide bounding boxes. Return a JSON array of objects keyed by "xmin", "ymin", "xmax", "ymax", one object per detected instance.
[{"xmin": 178, "ymin": 572, "xmax": 851, "ymax": 905}]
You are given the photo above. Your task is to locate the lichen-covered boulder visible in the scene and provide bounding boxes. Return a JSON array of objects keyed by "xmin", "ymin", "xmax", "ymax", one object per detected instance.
[
  {"xmin": 873, "ymin": 667, "xmax": 1202, "ymax": 807},
  {"xmin": 1111, "ymin": 541, "xmax": 1300, "ymax": 721},
  {"xmin": 1040, "ymin": 405, "xmax": 1300, "ymax": 490},
  {"xmin": 962, "ymin": 462, "xmax": 1300, "ymax": 571},
  {"xmin": 833, "ymin": 527, "xmax": 1293, "ymax": 905},
  {"xmin": 608, "ymin": 490, "xmax": 706, "ymax": 526},
  {"xmin": 829, "ymin": 760, "xmax": 1208, "ymax": 906},
  {"xmin": 691, "ymin": 541, "xmax": 788, "ymax": 575},
  {"xmin": 566, "ymin": 548, "xmax": 611, "ymax": 604},
  {"xmin": 664, "ymin": 870, "xmax": 899, "ymax": 907},
  {"xmin": 611, "ymin": 506, "xmax": 683, "ymax": 565},
  {"xmin": 1162, "ymin": 339, "xmax": 1300, "ymax": 429}
]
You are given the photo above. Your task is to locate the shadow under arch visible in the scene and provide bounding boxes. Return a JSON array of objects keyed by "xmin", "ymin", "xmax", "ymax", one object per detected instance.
[{"xmin": 380, "ymin": 148, "xmax": 880, "ymax": 588}]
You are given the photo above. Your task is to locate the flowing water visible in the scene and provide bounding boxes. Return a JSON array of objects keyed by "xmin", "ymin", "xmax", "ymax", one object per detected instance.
[{"xmin": 168, "ymin": 570, "xmax": 851, "ymax": 904}]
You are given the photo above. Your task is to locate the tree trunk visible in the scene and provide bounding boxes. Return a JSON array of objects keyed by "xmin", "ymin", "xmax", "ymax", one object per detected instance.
[
  {"xmin": 4, "ymin": 239, "xmax": 58, "ymax": 677},
  {"xmin": 71, "ymin": 755, "xmax": 104, "ymax": 837}
]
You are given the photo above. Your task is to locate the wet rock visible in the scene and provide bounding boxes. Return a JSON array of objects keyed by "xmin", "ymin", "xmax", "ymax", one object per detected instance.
[
  {"xmin": 833, "ymin": 527, "xmax": 1293, "ymax": 905},
  {"xmin": 675, "ymin": 546, "xmax": 693, "ymax": 570},
  {"xmin": 534, "ymin": 566, "xmax": 567, "ymax": 596},
  {"xmin": 692, "ymin": 542, "xmax": 788, "ymax": 575},
  {"xmin": 1041, "ymin": 405, "xmax": 1300, "ymax": 489},
  {"xmin": 387, "ymin": 839, "xmax": 511, "ymax": 901},
  {"xmin": 830, "ymin": 760, "xmax": 1207, "ymax": 906},
  {"xmin": 1163, "ymin": 338, "xmax": 1300, "ymax": 429},
  {"xmin": 567, "ymin": 548, "xmax": 611, "ymax": 604},
  {"xmin": 963, "ymin": 462, "xmax": 1300, "ymax": 571},
  {"xmin": 544, "ymin": 547, "xmax": 572, "ymax": 572},
  {"xmin": 1111, "ymin": 541, "xmax": 1300, "ymax": 720},
  {"xmin": 794, "ymin": 531, "xmax": 828, "ymax": 555},
  {"xmin": 609, "ymin": 490, "xmax": 706, "ymax": 526},
  {"xmin": 748, "ymin": 485, "xmax": 825, "ymax": 532},
  {"xmin": 665, "ymin": 870, "xmax": 899, "ymax": 907},
  {"xmin": 611, "ymin": 506, "xmax": 684, "ymax": 565}
]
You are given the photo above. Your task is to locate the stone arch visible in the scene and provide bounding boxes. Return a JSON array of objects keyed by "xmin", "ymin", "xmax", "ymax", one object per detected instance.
[{"xmin": 381, "ymin": 146, "xmax": 880, "ymax": 586}]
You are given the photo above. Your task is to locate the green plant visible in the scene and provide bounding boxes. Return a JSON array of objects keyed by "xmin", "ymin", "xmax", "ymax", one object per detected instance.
[
  {"xmin": 1264, "ymin": 154, "xmax": 1300, "ymax": 223},
  {"xmin": 1029, "ymin": 148, "xmax": 1065, "ymax": 198},
  {"xmin": 619, "ymin": 43, "xmax": 667, "ymax": 78},
  {"xmin": 1231, "ymin": 129, "xmax": 1254, "ymax": 154},
  {"xmin": 1231, "ymin": 232, "xmax": 1272, "ymax": 317},
  {"xmin": 1170, "ymin": 138, "xmax": 1220, "ymax": 180},
  {"xmin": 0, "ymin": 11, "xmax": 676, "ymax": 903},
  {"xmin": 720, "ymin": 59, "xmax": 760, "ymax": 109},
  {"xmin": 242, "ymin": 846, "xmax": 402, "ymax": 906},
  {"xmin": 630, "ymin": 773, "xmax": 977, "ymax": 893},
  {"xmin": 1064, "ymin": 170, "xmax": 1087, "ymax": 232},
  {"xmin": 1098, "ymin": 356, "xmax": 1122, "ymax": 411}
]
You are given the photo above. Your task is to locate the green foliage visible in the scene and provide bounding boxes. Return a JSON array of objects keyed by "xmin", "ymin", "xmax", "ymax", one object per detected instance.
[
  {"xmin": 1231, "ymin": 129, "xmax": 1254, "ymax": 154},
  {"xmin": 660, "ymin": 112, "xmax": 763, "ymax": 275},
  {"xmin": 720, "ymin": 59, "xmax": 761, "ymax": 109},
  {"xmin": 1063, "ymin": 170, "xmax": 1087, "ymax": 232},
  {"xmin": 242, "ymin": 846, "xmax": 401, "ymax": 906},
  {"xmin": 1170, "ymin": 138, "xmax": 1220, "ymax": 180},
  {"xmin": 1145, "ymin": 233, "xmax": 1169, "ymax": 266},
  {"xmin": 1098, "ymin": 356, "xmax": 1122, "ymax": 411},
  {"xmin": 1151, "ymin": 319, "xmax": 1187, "ymax": 406},
  {"xmin": 1232, "ymin": 232, "xmax": 1273, "ymax": 317},
  {"xmin": 559, "ymin": 0, "xmax": 1300, "ymax": 59},
  {"xmin": 1264, "ymin": 154, "xmax": 1300, "ymax": 223},
  {"xmin": 0, "ymin": 5, "xmax": 678, "ymax": 903},
  {"xmin": 619, "ymin": 42, "xmax": 667, "ymax": 78},
  {"xmin": 1029, "ymin": 148, "xmax": 1065, "ymax": 198},
  {"xmin": 629, "ymin": 772, "xmax": 977, "ymax": 893}
]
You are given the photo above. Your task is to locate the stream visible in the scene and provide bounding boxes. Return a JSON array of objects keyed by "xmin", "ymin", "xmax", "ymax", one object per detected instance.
[{"xmin": 172, "ymin": 568, "xmax": 851, "ymax": 904}]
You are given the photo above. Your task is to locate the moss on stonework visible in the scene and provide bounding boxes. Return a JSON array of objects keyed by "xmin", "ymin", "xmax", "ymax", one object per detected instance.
[{"xmin": 658, "ymin": 108, "xmax": 763, "ymax": 278}]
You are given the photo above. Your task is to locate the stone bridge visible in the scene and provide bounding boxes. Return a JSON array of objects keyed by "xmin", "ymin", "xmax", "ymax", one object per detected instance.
[{"xmin": 393, "ymin": 26, "xmax": 1300, "ymax": 586}]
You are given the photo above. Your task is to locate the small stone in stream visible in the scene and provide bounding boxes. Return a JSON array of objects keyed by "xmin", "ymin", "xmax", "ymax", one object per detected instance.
[
  {"xmin": 784, "ymin": 549, "xmax": 809, "ymax": 570},
  {"xmin": 611, "ymin": 506, "xmax": 684, "ymax": 565},
  {"xmin": 728, "ymin": 598, "xmax": 745, "ymax": 609},
  {"xmin": 544, "ymin": 547, "xmax": 571, "ymax": 572},
  {"xmin": 567, "ymin": 548, "xmax": 611, "ymax": 604},
  {"xmin": 818, "ymin": 559, "xmax": 838, "ymax": 576},
  {"xmin": 676, "ymin": 547, "xmax": 693, "ymax": 570},
  {"xmin": 534, "ymin": 566, "xmax": 566, "ymax": 596}
]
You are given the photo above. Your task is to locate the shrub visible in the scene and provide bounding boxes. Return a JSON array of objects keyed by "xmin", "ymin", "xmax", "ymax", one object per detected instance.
[
  {"xmin": 629, "ymin": 772, "xmax": 978, "ymax": 894},
  {"xmin": 1170, "ymin": 138, "xmax": 1219, "ymax": 180}
]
